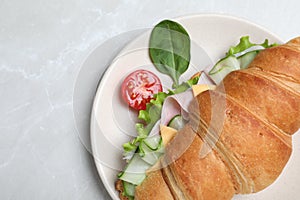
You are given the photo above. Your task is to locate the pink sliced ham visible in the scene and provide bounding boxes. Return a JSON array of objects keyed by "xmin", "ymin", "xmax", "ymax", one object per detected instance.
[{"xmin": 148, "ymin": 89, "xmax": 194, "ymax": 137}]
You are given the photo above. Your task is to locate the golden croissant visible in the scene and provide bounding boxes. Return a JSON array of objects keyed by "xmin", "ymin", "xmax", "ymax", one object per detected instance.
[{"xmin": 119, "ymin": 37, "xmax": 300, "ymax": 200}]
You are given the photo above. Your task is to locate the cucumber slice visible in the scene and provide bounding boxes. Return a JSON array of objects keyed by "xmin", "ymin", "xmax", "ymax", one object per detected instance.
[
  {"xmin": 168, "ymin": 115, "xmax": 186, "ymax": 130},
  {"xmin": 140, "ymin": 140, "xmax": 164, "ymax": 165},
  {"xmin": 123, "ymin": 181, "xmax": 135, "ymax": 198},
  {"xmin": 141, "ymin": 148, "xmax": 162, "ymax": 165},
  {"xmin": 208, "ymin": 55, "xmax": 240, "ymax": 84},
  {"xmin": 238, "ymin": 50, "xmax": 260, "ymax": 69},
  {"xmin": 143, "ymin": 135, "xmax": 161, "ymax": 150},
  {"xmin": 139, "ymin": 135, "xmax": 163, "ymax": 165},
  {"xmin": 118, "ymin": 153, "xmax": 151, "ymax": 185}
]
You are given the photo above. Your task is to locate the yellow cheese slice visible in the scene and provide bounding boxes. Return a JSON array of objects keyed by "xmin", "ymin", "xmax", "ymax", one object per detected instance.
[
  {"xmin": 160, "ymin": 125, "xmax": 177, "ymax": 146},
  {"xmin": 159, "ymin": 84, "xmax": 216, "ymax": 146},
  {"xmin": 148, "ymin": 84, "xmax": 217, "ymax": 172},
  {"xmin": 192, "ymin": 84, "xmax": 216, "ymax": 97}
]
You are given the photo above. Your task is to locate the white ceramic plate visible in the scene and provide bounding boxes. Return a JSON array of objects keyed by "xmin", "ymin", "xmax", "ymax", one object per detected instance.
[{"xmin": 90, "ymin": 14, "xmax": 300, "ymax": 200}]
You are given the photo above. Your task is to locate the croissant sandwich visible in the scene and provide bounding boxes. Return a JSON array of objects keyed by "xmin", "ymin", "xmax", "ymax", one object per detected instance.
[{"xmin": 116, "ymin": 37, "xmax": 300, "ymax": 200}]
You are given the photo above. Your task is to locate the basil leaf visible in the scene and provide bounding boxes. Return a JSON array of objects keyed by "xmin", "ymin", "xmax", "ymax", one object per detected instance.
[{"xmin": 149, "ymin": 20, "xmax": 191, "ymax": 88}]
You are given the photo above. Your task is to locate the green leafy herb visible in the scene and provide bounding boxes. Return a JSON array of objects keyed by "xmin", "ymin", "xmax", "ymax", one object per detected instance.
[
  {"xmin": 149, "ymin": 20, "xmax": 191, "ymax": 88},
  {"xmin": 122, "ymin": 91, "xmax": 170, "ymax": 156},
  {"xmin": 119, "ymin": 20, "xmax": 195, "ymax": 199},
  {"xmin": 208, "ymin": 36, "xmax": 278, "ymax": 84},
  {"xmin": 226, "ymin": 36, "xmax": 277, "ymax": 56},
  {"xmin": 122, "ymin": 75, "xmax": 199, "ymax": 159}
]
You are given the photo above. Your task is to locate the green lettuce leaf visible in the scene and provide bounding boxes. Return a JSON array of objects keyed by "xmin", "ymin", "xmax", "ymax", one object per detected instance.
[
  {"xmin": 122, "ymin": 75, "xmax": 199, "ymax": 159},
  {"xmin": 226, "ymin": 36, "xmax": 277, "ymax": 56},
  {"xmin": 122, "ymin": 91, "xmax": 170, "ymax": 157},
  {"xmin": 208, "ymin": 36, "xmax": 278, "ymax": 84}
]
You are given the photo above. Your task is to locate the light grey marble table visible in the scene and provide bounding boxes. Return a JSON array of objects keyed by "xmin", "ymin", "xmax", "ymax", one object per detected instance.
[{"xmin": 1, "ymin": 0, "xmax": 300, "ymax": 199}]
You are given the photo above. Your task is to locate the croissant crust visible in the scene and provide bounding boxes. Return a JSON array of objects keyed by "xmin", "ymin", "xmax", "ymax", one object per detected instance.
[{"xmin": 134, "ymin": 37, "xmax": 300, "ymax": 200}]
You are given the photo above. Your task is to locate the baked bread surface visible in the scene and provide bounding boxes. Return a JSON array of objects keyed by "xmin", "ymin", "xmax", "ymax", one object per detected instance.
[{"xmin": 131, "ymin": 37, "xmax": 300, "ymax": 200}]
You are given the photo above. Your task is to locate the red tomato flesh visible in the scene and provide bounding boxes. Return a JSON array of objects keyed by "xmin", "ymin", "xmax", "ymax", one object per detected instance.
[{"xmin": 121, "ymin": 69, "xmax": 162, "ymax": 110}]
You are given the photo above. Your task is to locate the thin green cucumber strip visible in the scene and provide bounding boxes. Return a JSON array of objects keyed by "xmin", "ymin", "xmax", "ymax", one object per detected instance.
[
  {"xmin": 118, "ymin": 154, "xmax": 151, "ymax": 185},
  {"xmin": 140, "ymin": 141, "xmax": 164, "ymax": 165},
  {"xmin": 123, "ymin": 181, "xmax": 135, "ymax": 197},
  {"xmin": 238, "ymin": 50, "xmax": 260, "ymax": 69},
  {"xmin": 209, "ymin": 55, "xmax": 240, "ymax": 75},
  {"xmin": 143, "ymin": 135, "xmax": 162, "ymax": 150},
  {"xmin": 168, "ymin": 115, "xmax": 186, "ymax": 130},
  {"xmin": 208, "ymin": 55, "xmax": 240, "ymax": 84}
]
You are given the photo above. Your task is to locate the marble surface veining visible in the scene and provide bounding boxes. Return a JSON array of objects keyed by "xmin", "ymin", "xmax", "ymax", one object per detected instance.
[{"xmin": 1, "ymin": 0, "xmax": 300, "ymax": 199}]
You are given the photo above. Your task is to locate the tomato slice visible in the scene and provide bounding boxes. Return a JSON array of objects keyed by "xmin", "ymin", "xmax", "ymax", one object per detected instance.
[{"xmin": 121, "ymin": 69, "xmax": 162, "ymax": 110}]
